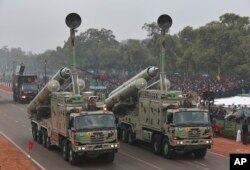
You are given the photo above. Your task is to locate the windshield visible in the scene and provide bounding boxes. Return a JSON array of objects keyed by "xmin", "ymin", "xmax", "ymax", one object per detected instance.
[
  {"xmin": 22, "ymin": 84, "xmax": 38, "ymax": 91},
  {"xmin": 174, "ymin": 111, "xmax": 210, "ymax": 126},
  {"xmin": 75, "ymin": 114, "xmax": 116, "ymax": 130}
]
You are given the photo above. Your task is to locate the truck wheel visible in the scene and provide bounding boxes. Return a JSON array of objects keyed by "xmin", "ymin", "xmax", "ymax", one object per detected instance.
[
  {"xmin": 162, "ymin": 138, "xmax": 174, "ymax": 159},
  {"xmin": 46, "ymin": 135, "xmax": 52, "ymax": 150},
  {"xmin": 13, "ymin": 93, "xmax": 17, "ymax": 102},
  {"xmin": 153, "ymin": 135, "xmax": 162, "ymax": 155},
  {"xmin": 42, "ymin": 131, "xmax": 47, "ymax": 147},
  {"xmin": 62, "ymin": 140, "xmax": 69, "ymax": 161},
  {"xmin": 68, "ymin": 143, "xmax": 78, "ymax": 165},
  {"xmin": 128, "ymin": 128, "xmax": 136, "ymax": 145},
  {"xmin": 37, "ymin": 131, "xmax": 42, "ymax": 144},
  {"xmin": 193, "ymin": 148, "xmax": 207, "ymax": 159},
  {"xmin": 117, "ymin": 127, "xmax": 122, "ymax": 140},
  {"xmin": 32, "ymin": 125, "xmax": 37, "ymax": 142},
  {"xmin": 121, "ymin": 127, "xmax": 128, "ymax": 143}
]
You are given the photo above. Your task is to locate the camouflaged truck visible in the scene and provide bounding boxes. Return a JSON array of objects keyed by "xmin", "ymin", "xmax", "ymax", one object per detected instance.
[
  {"xmin": 118, "ymin": 90, "xmax": 213, "ymax": 159},
  {"xmin": 27, "ymin": 69, "xmax": 119, "ymax": 165},
  {"xmin": 27, "ymin": 13, "xmax": 118, "ymax": 166},
  {"xmin": 105, "ymin": 14, "xmax": 213, "ymax": 159}
]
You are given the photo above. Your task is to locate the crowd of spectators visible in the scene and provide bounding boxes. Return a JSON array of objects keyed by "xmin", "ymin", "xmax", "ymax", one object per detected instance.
[
  {"xmin": 169, "ymin": 74, "xmax": 250, "ymax": 95},
  {"xmin": 76, "ymin": 71, "xmax": 250, "ymax": 99}
]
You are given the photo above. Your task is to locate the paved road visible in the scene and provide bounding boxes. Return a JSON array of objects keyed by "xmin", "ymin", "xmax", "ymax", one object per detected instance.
[{"xmin": 0, "ymin": 89, "xmax": 229, "ymax": 170}]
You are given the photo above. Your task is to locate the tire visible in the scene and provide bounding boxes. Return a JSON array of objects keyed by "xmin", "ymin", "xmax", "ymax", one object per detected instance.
[
  {"xmin": 128, "ymin": 128, "xmax": 136, "ymax": 145},
  {"xmin": 13, "ymin": 93, "xmax": 17, "ymax": 102},
  {"xmin": 193, "ymin": 148, "xmax": 207, "ymax": 159},
  {"xmin": 69, "ymin": 143, "xmax": 78, "ymax": 165},
  {"xmin": 121, "ymin": 126, "xmax": 128, "ymax": 143},
  {"xmin": 117, "ymin": 127, "xmax": 122, "ymax": 140},
  {"xmin": 152, "ymin": 135, "xmax": 162, "ymax": 155},
  {"xmin": 32, "ymin": 125, "xmax": 37, "ymax": 142},
  {"xmin": 62, "ymin": 140, "xmax": 69, "ymax": 161},
  {"xmin": 42, "ymin": 131, "xmax": 47, "ymax": 147},
  {"xmin": 46, "ymin": 135, "xmax": 52, "ymax": 150},
  {"xmin": 36, "ymin": 131, "xmax": 42, "ymax": 144},
  {"xmin": 162, "ymin": 138, "xmax": 174, "ymax": 159}
]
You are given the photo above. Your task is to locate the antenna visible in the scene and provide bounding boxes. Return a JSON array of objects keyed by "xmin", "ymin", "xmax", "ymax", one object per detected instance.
[
  {"xmin": 65, "ymin": 13, "xmax": 81, "ymax": 96},
  {"xmin": 157, "ymin": 14, "xmax": 172, "ymax": 91}
]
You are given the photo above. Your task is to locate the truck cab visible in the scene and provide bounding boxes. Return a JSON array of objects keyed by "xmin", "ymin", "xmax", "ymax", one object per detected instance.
[
  {"xmin": 163, "ymin": 108, "xmax": 213, "ymax": 157},
  {"xmin": 117, "ymin": 90, "xmax": 213, "ymax": 159},
  {"xmin": 13, "ymin": 75, "xmax": 38, "ymax": 103},
  {"xmin": 68, "ymin": 111, "xmax": 118, "ymax": 155}
]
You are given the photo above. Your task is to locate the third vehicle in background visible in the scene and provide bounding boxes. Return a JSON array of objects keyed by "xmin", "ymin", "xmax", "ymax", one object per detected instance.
[{"xmin": 12, "ymin": 63, "xmax": 38, "ymax": 103}]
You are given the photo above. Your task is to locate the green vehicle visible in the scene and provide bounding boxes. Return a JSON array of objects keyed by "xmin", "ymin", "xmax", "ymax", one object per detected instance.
[{"xmin": 12, "ymin": 63, "xmax": 38, "ymax": 103}]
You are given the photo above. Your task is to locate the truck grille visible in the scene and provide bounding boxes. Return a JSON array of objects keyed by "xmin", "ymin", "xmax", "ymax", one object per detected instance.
[
  {"xmin": 90, "ymin": 132, "xmax": 104, "ymax": 143},
  {"xmin": 188, "ymin": 128, "xmax": 200, "ymax": 138}
]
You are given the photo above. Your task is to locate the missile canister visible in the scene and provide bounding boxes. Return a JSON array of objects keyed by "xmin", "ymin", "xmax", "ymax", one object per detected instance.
[
  {"xmin": 108, "ymin": 66, "xmax": 159, "ymax": 97},
  {"xmin": 105, "ymin": 78, "xmax": 147, "ymax": 110},
  {"xmin": 27, "ymin": 67, "xmax": 71, "ymax": 115},
  {"xmin": 63, "ymin": 78, "xmax": 86, "ymax": 92}
]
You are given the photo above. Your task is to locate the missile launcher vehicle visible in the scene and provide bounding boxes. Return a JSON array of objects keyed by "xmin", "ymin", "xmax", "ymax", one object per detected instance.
[
  {"xmin": 27, "ymin": 13, "xmax": 118, "ymax": 165},
  {"xmin": 105, "ymin": 14, "xmax": 213, "ymax": 159}
]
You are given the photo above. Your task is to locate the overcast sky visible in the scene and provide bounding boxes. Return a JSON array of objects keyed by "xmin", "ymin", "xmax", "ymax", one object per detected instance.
[{"xmin": 0, "ymin": 0, "xmax": 250, "ymax": 54}]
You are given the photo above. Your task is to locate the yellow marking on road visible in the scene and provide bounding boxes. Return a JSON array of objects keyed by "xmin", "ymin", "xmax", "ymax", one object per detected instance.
[{"xmin": 119, "ymin": 151, "xmax": 163, "ymax": 170}]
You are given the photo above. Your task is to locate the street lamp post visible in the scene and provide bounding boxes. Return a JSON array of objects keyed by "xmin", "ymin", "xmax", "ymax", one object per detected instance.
[
  {"xmin": 44, "ymin": 60, "xmax": 47, "ymax": 84},
  {"xmin": 12, "ymin": 61, "xmax": 15, "ymax": 76}
]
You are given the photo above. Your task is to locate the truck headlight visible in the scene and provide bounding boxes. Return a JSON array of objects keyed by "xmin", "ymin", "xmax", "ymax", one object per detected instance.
[
  {"xmin": 111, "ymin": 144, "xmax": 114, "ymax": 148},
  {"xmin": 78, "ymin": 146, "xmax": 85, "ymax": 150},
  {"xmin": 114, "ymin": 144, "xmax": 118, "ymax": 148},
  {"xmin": 180, "ymin": 141, "xmax": 183, "ymax": 145},
  {"xmin": 206, "ymin": 140, "xmax": 209, "ymax": 144}
]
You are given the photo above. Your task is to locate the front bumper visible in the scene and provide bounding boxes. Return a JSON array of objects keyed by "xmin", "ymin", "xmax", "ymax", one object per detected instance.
[
  {"xmin": 74, "ymin": 142, "xmax": 119, "ymax": 154},
  {"xmin": 170, "ymin": 139, "xmax": 213, "ymax": 147},
  {"xmin": 20, "ymin": 94, "xmax": 36, "ymax": 101}
]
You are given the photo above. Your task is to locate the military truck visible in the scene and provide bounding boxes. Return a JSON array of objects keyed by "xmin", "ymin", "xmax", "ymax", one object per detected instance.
[
  {"xmin": 27, "ymin": 13, "xmax": 119, "ymax": 165},
  {"xmin": 12, "ymin": 63, "xmax": 38, "ymax": 103},
  {"xmin": 105, "ymin": 15, "xmax": 213, "ymax": 159}
]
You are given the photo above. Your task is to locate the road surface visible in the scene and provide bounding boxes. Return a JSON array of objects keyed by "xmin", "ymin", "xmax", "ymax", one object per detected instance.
[{"xmin": 0, "ymin": 89, "xmax": 229, "ymax": 170}]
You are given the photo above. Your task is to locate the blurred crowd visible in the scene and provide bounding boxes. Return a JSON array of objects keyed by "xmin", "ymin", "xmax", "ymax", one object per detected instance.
[
  {"xmin": 3, "ymin": 69, "xmax": 250, "ymax": 98},
  {"xmin": 78, "ymin": 72, "xmax": 250, "ymax": 98},
  {"xmin": 169, "ymin": 75, "xmax": 250, "ymax": 96}
]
